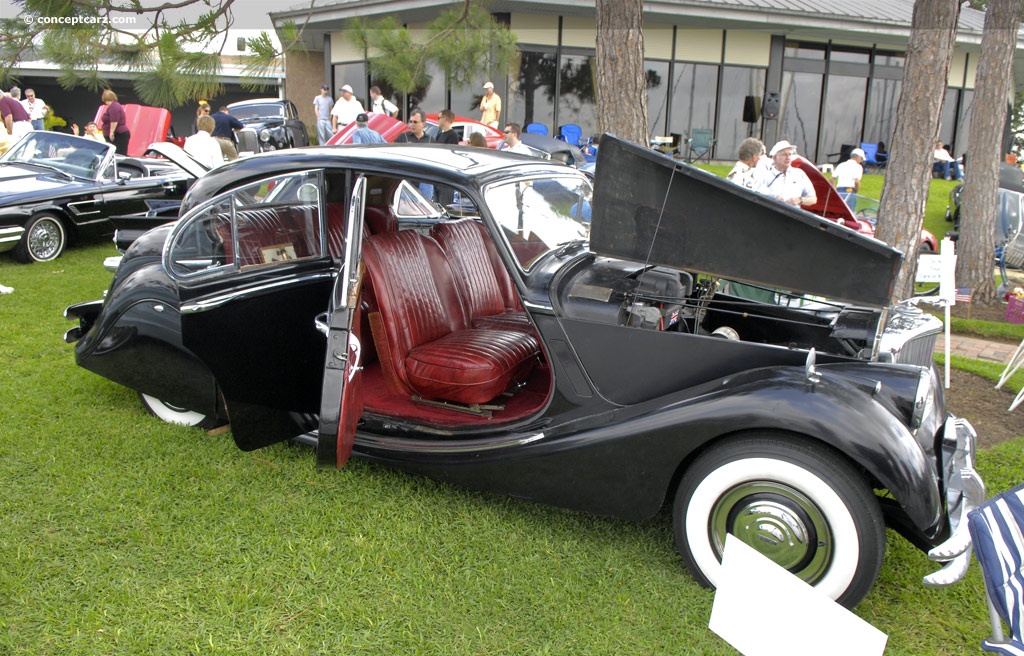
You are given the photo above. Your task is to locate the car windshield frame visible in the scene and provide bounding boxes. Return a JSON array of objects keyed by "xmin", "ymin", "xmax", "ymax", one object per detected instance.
[
  {"xmin": 231, "ymin": 104, "xmax": 285, "ymax": 121},
  {"xmin": 482, "ymin": 172, "xmax": 592, "ymax": 272},
  {"xmin": 1, "ymin": 132, "xmax": 114, "ymax": 181}
]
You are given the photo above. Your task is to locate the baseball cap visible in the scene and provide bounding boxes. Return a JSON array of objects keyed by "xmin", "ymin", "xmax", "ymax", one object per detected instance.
[
  {"xmin": 340, "ymin": 84, "xmax": 353, "ymax": 93},
  {"xmin": 356, "ymin": 113, "xmax": 369, "ymax": 123},
  {"xmin": 483, "ymin": 81, "xmax": 494, "ymax": 89},
  {"xmin": 769, "ymin": 140, "xmax": 796, "ymax": 157},
  {"xmin": 849, "ymin": 147, "xmax": 866, "ymax": 159},
  {"xmin": 320, "ymin": 84, "xmax": 329, "ymax": 90}
]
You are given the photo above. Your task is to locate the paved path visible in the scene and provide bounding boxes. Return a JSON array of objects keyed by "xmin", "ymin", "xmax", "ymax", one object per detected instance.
[{"xmin": 936, "ymin": 333, "xmax": 1021, "ymax": 366}]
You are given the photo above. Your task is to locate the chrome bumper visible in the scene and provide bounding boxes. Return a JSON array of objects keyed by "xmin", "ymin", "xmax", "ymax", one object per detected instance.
[{"xmin": 923, "ymin": 417, "xmax": 985, "ymax": 587}]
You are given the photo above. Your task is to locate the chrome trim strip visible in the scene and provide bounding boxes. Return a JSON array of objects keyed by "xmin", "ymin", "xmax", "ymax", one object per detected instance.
[
  {"xmin": 180, "ymin": 271, "xmax": 335, "ymax": 314},
  {"xmin": 358, "ymin": 431, "xmax": 547, "ymax": 454}
]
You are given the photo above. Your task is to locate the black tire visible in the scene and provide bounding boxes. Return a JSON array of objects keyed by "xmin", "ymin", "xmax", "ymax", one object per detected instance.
[
  {"xmin": 13, "ymin": 213, "xmax": 66, "ymax": 263},
  {"xmin": 139, "ymin": 393, "xmax": 223, "ymax": 430},
  {"xmin": 673, "ymin": 433, "xmax": 885, "ymax": 608}
]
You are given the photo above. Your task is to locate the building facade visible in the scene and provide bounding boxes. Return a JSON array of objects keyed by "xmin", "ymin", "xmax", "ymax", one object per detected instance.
[{"xmin": 273, "ymin": 0, "xmax": 1024, "ymax": 163}]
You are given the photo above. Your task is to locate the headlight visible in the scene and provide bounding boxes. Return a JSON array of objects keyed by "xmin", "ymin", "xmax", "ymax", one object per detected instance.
[{"xmin": 259, "ymin": 129, "xmax": 271, "ymax": 143}]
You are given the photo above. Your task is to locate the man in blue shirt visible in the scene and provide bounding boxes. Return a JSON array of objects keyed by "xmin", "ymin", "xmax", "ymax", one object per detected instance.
[
  {"xmin": 211, "ymin": 107, "xmax": 244, "ymax": 160},
  {"xmin": 351, "ymin": 113, "xmax": 385, "ymax": 144}
]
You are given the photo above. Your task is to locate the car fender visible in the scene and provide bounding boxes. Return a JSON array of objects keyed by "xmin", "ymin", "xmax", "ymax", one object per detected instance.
[
  {"xmin": 71, "ymin": 261, "xmax": 219, "ymax": 417},
  {"xmin": 639, "ymin": 364, "xmax": 942, "ymax": 534}
]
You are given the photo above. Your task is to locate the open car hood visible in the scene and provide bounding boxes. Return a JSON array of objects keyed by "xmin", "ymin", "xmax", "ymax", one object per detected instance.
[
  {"xmin": 591, "ymin": 135, "xmax": 902, "ymax": 307},
  {"xmin": 144, "ymin": 141, "xmax": 207, "ymax": 179}
]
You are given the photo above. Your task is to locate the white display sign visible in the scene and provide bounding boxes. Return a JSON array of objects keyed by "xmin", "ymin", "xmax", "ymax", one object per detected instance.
[{"xmin": 709, "ymin": 535, "xmax": 888, "ymax": 656}]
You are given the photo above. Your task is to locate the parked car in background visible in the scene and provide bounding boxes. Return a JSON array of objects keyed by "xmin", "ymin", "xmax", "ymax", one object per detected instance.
[
  {"xmin": 424, "ymin": 113, "xmax": 504, "ymax": 149},
  {"xmin": 65, "ymin": 136, "xmax": 982, "ymax": 608},
  {"xmin": 792, "ymin": 156, "xmax": 939, "ymax": 252},
  {"xmin": 515, "ymin": 132, "xmax": 589, "ymax": 167},
  {"xmin": 326, "ymin": 114, "xmax": 409, "ymax": 145},
  {"xmin": 0, "ymin": 132, "xmax": 198, "ymax": 263},
  {"xmin": 328, "ymin": 114, "xmax": 505, "ymax": 150},
  {"xmin": 946, "ymin": 162, "xmax": 1024, "ymax": 246},
  {"xmin": 227, "ymin": 99, "xmax": 310, "ymax": 154}
]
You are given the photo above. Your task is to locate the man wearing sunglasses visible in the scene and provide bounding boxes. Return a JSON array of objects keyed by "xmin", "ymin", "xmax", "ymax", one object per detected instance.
[{"xmin": 394, "ymin": 108, "xmax": 435, "ymax": 144}]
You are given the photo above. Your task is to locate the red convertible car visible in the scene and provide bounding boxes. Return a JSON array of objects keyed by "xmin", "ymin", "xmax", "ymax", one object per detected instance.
[{"xmin": 793, "ymin": 156, "xmax": 940, "ymax": 252}]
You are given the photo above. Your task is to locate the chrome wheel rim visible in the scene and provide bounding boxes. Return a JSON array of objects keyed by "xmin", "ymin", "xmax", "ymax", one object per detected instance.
[
  {"xmin": 710, "ymin": 481, "xmax": 833, "ymax": 582},
  {"xmin": 29, "ymin": 219, "xmax": 62, "ymax": 260}
]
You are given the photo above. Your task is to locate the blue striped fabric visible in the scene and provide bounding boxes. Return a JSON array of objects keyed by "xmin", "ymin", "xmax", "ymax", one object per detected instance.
[{"xmin": 969, "ymin": 483, "xmax": 1024, "ymax": 655}]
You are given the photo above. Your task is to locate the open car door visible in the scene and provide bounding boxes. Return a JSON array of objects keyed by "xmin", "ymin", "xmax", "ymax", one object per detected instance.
[{"xmin": 317, "ymin": 175, "xmax": 366, "ymax": 468}]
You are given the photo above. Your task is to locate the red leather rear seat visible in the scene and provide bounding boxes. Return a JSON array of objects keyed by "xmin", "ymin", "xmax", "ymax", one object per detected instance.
[
  {"xmin": 362, "ymin": 230, "xmax": 539, "ymax": 405},
  {"xmin": 430, "ymin": 219, "xmax": 533, "ymax": 332}
]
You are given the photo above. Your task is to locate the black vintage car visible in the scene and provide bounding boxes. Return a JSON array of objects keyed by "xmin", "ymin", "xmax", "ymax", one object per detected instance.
[
  {"xmin": 227, "ymin": 98, "xmax": 310, "ymax": 154},
  {"xmin": 64, "ymin": 136, "xmax": 983, "ymax": 608},
  {"xmin": 0, "ymin": 132, "xmax": 198, "ymax": 263}
]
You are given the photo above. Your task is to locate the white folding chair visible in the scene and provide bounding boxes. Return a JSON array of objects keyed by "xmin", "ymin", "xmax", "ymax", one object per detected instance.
[
  {"xmin": 996, "ymin": 340, "xmax": 1024, "ymax": 412},
  {"xmin": 968, "ymin": 483, "xmax": 1024, "ymax": 655}
]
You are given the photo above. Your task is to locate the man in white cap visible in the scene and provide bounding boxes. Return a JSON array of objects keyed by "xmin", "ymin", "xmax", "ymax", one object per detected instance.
[
  {"xmin": 831, "ymin": 147, "xmax": 865, "ymax": 211},
  {"xmin": 331, "ymin": 84, "xmax": 365, "ymax": 133},
  {"xmin": 479, "ymin": 81, "xmax": 501, "ymax": 128},
  {"xmin": 756, "ymin": 140, "xmax": 816, "ymax": 208}
]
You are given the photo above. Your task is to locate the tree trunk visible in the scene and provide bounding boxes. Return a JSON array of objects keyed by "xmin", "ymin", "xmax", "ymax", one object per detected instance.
[
  {"xmin": 594, "ymin": 0, "xmax": 648, "ymax": 145},
  {"xmin": 876, "ymin": 0, "xmax": 960, "ymax": 302},
  {"xmin": 957, "ymin": 0, "xmax": 1022, "ymax": 306}
]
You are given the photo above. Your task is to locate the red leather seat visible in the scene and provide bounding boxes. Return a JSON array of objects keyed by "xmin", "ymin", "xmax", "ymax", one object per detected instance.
[
  {"xmin": 430, "ymin": 219, "xmax": 533, "ymax": 332},
  {"xmin": 362, "ymin": 230, "xmax": 539, "ymax": 405}
]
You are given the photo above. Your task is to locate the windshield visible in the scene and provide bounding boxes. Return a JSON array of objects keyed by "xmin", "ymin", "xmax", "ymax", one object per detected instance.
[
  {"xmin": 2, "ymin": 132, "xmax": 112, "ymax": 179},
  {"xmin": 231, "ymin": 104, "xmax": 284, "ymax": 121},
  {"xmin": 484, "ymin": 174, "xmax": 592, "ymax": 270}
]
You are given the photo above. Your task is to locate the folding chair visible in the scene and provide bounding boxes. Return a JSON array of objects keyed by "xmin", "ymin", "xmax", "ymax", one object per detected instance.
[
  {"xmin": 525, "ymin": 122, "xmax": 548, "ymax": 136},
  {"xmin": 557, "ymin": 123, "xmax": 583, "ymax": 147},
  {"xmin": 685, "ymin": 129, "xmax": 716, "ymax": 163},
  {"xmin": 968, "ymin": 482, "xmax": 1024, "ymax": 655},
  {"xmin": 859, "ymin": 142, "xmax": 888, "ymax": 170}
]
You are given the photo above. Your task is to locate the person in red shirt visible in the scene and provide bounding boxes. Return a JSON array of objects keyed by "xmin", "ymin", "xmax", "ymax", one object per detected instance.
[
  {"xmin": 98, "ymin": 89, "xmax": 131, "ymax": 155},
  {"xmin": 0, "ymin": 93, "xmax": 31, "ymax": 141}
]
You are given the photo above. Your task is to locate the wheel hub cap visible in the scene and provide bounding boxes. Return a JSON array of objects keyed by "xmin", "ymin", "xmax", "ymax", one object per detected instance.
[
  {"xmin": 30, "ymin": 221, "xmax": 60, "ymax": 259},
  {"xmin": 712, "ymin": 482, "xmax": 833, "ymax": 583}
]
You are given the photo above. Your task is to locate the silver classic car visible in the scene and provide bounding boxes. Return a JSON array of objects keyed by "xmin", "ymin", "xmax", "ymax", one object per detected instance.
[{"xmin": 65, "ymin": 136, "xmax": 983, "ymax": 608}]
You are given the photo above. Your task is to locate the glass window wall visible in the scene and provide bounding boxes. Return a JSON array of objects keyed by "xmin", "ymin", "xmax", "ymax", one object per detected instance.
[
  {"xmin": 778, "ymin": 71, "xmax": 822, "ymax": 161},
  {"xmin": 820, "ymin": 74, "xmax": 866, "ymax": 161},
  {"xmin": 510, "ymin": 50, "xmax": 556, "ymax": 130},
  {"xmin": 557, "ymin": 52, "xmax": 597, "ymax": 139},
  {"xmin": 716, "ymin": 66, "xmax": 766, "ymax": 158},
  {"xmin": 646, "ymin": 60, "xmax": 670, "ymax": 142},
  {"xmin": 669, "ymin": 62, "xmax": 719, "ymax": 155}
]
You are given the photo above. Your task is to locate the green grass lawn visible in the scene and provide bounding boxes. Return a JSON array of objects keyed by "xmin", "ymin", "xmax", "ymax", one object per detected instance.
[{"xmin": 0, "ymin": 229, "xmax": 1019, "ymax": 654}]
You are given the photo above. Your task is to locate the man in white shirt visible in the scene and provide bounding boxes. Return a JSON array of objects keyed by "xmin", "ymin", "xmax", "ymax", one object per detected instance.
[
  {"xmin": 184, "ymin": 115, "xmax": 224, "ymax": 169},
  {"xmin": 756, "ymin": 140, "xmax": 816, "ymax": 208},
  {"xmin": 726, "ymin": 137, "xmax": 765, "ymax": 190},
  {"xmin": 831, "ymin": 147, "xmax": 865, "ymax": 211},
  {"xmin": 331, "ymin": 84, "xmax": 365, "ymax": 133},
  {"xmin": 369, "ymin": 86, "xmax": 398, "ymax": 117},
  {"xmin": 933, "ymin": 140, "xmax": 962, "ymax": 180},
  {"xmin": 502, "ymin": 123, "xmax": 532, "ymax": 155},
  {"xmin": 21, "ymin": 88, "xmax": 45, "ymax": 131}
]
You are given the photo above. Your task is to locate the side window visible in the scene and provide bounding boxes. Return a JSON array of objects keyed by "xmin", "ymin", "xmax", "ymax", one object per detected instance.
[
  {"xmin": 168, "ymin": 198, "xmax": 234, "ymax": 277},
  {"xmin": 168, "ymin": 170, "xmax": 326, "ymax": 278}
]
